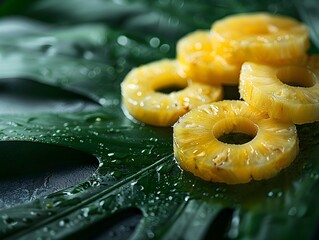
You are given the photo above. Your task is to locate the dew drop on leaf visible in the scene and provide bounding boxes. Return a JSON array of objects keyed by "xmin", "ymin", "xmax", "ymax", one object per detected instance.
[
  {"xmin": 288, "ymin": 207, "xmax": 297, "ymax": 216},
  {"xmin": 159, "ymin": 44, "xmax": 170, "ymax": 53},
  {"xmin": 117, "ymin": 35, "xmax": 128, "ymax": 46},
  {"xmin": 21, "ymin": 217, "xmax": 32, "ymax": 224},
  {"xmin": 267, "ymin": 188, "xmax": 283, "ymax": 198},
  {"xmin": 149, "ymin": 37, "xmax": 160, "ymax": 48}
]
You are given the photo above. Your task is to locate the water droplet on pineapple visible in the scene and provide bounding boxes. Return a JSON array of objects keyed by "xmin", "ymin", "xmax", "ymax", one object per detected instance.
[
  {"xmin": 30, "ymin": 211, "xmax": 42, "ymax": 217},
  {"xmin": 156, "ymin": 162, "xmax": 174, "ymax": 174}
]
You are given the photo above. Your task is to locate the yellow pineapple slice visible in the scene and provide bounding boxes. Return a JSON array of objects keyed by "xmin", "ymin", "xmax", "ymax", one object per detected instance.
[
  {"xmin": 211, "ymin": 13, "xmax": 309, "ymax": 64},
  {"xmin": 173, "ymin": 100, "xmax": 299, "ymax": 184},
  {"xmin": 239, "ymin": 59, "xmax": 319, "ymax": 124},
  {"xmin": 177, "ymin": 30, "xmax": 241, "ymax": 85},
  {"xmin": 121, "ymin": 59, "xmax": 223, "ymax": 127}
]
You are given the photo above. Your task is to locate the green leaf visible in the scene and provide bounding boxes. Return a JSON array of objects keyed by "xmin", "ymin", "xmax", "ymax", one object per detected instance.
[{"xmin": 0, "ymin": 0, "xmax": 319, "ymax": 239}]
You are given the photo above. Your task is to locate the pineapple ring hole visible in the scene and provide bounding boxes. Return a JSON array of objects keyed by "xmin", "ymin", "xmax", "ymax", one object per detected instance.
[
  {"xmin": 213, "ymin": 118, "xmax": 258, "ymax": 145},
  {"xmin": 155, "ymin": 84, "xmax": 186, "ymax": 94},
  {"xmin": 276, "ymin": 66, "xmax": 316, "ymax": 88}
]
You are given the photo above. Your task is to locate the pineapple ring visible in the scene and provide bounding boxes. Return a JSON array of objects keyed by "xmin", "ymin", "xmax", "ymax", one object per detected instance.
[
  {"xmin": 211, "ymin": 13, "xmax": 309, "ymax": 63},
  {"xmin": 173, "ymin": 100, "xmax": 299, "ymax": 184},
  {"xmin": 177, "ymin": 30, "xmax": 241, "ymax": 85},
  {"xmin": 239, "ymin": 60, "xmax": 319, "ymax": 124},
  {"xmin": 121, "ymin": 59, "xmax": 223, "ymax": 127}
]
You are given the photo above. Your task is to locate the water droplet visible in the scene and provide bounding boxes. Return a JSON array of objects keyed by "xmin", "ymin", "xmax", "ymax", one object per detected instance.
[
  {"xmin": 159, "ymin": 44, "xmax": 170, "ymax": 53},
  {"xmin": 288, "ymin": 207, "xmax": 297, "ymax": 216},
  {"xmin": 22, "ymin": 217, "xmax": 32, "ymax": 224},
  {"xmin": 117, "ymin": 35, "xmax": 128, "ymax": 46},
  {"xmin": 81, "ymin": 207, "xmax": 90, "ymax": 218},
  {"xmin": 59, "ymin": 220, "xmax": 65, "ymax": 227},
  {"xmin": 156, "ymin": 163, "xmax": 174, "ymax": 174},
  {"xmin": 267, "ymin": 191, "xmax": 274, "ymax": 197},
  {"xmin": 117, "ymin": 57, "xmax": 126, "ymax": 67},
  {"xmin": 310, "ymin": 172, "xmax": 319, "ymax": 180},
  {"xmin": 110, "ymin": 171, "xmax": 123, "ymax": 178},
  {"xmin": 99, "ymin": 98, "xmax": 107, "ymax": 105},
  {"xmin": 216, "ymin": 187, "xmax": 226, "ymax": 193},
  {"xmin": 172, "ymin": 0, "xmax": 184, "ymax": 8},
  {"xmin": 228, "ymin": 210, "xmax": 240, "ymax": 239},
  {"xmin": 267, "ymin": 189, "xmax": 283, "ymax": 198},
  {"xmin": 149, "ymin": 37, "xmax": 160, "ymax": 48}
]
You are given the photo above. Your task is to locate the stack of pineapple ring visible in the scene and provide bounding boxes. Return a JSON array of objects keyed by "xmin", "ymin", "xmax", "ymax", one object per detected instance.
[{"xmin": 121, "ymin": 12, "xmax": 319, "ymax": 184}]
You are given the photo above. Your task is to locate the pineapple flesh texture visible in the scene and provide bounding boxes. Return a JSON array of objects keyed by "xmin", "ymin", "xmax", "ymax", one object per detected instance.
[
  {"xmin": 239, "ymin": 59, "xmax": 319, "ymax": 124},
  {"xmin": 210, "ymin": 13, "xmax": 309, "ymax": 64},
  {"xmin": 121, "ymin": 59, "xmax": 223, "ymax": 127},
  {"xmin": 177, "ymin": 30, "xmax": 241, "ymax": 85},
  {"xmin": 173, "ymin": 100, "xmax": 299, "ymax": 184}
]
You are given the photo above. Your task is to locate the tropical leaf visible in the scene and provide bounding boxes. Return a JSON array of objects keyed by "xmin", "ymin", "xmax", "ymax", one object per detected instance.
[{"xmin": 0, "ymin": 0, "xmax": 319, "ymax": 239}]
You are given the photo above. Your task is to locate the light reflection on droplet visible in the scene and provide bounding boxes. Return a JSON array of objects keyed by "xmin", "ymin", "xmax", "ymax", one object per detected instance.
[
  {"xmin": 159, "ymin": 44, "xmax": 170, "ymax": 53},
  {"xmin": 117, "ymin": 35, "xmax": 128, "ymax": 46},
  {"xmin": 149, "ymin": 37, "xmax": 160, "ymax": 48}
]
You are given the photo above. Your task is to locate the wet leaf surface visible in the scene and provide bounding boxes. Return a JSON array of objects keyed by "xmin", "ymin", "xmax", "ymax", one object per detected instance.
[{"xmin": 0, "ymin": 0, "xmax": 318, "ymax": 239}]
